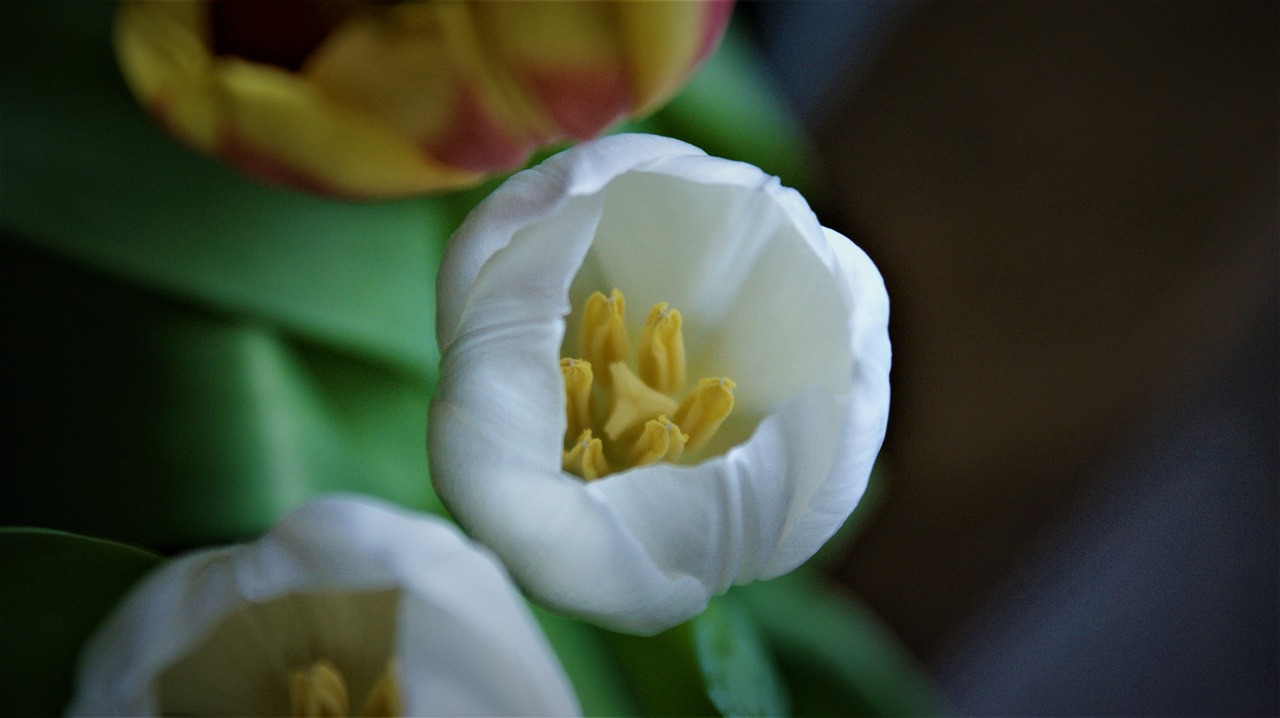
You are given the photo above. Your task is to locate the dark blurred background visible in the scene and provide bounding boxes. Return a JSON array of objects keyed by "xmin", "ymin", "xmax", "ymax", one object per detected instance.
[{"xmin": 741, "ymin": 1, "xmax": 1278, "ymax": 714}]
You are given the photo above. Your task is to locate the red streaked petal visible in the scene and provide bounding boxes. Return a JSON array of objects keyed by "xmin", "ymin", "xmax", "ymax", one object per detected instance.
[
  {"xmin": 526, "ymin": 65, "xmax": 631, "ymax": 140},
  {"xmin": 696, "ymin": 0, "xmax": 736, "ymax": 64},
  {"xmin": 426, "ymin": 84, "xmax": 533, "ymax": 172}
]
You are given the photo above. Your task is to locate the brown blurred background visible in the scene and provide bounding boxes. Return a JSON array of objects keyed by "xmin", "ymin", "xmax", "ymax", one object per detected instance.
[{"xmin": 745, "ymin": 1, "xmax": 1277, "ymax": 713}]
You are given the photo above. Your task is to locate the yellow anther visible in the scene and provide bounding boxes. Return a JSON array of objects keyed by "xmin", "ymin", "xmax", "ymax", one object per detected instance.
[
  {"xmin": 674, "ymin": 378, "xmax": 736, "ymax": 454},
  {"xmin": 560, "ymin": 357, "xmax": 594, "ymax": 445},
  {"xmin": 580, "ymin": 289, "xmax": 629, "ymax": 387},
  {"xmin": 629, "ymin": 415, "xmax": 688, "ymax": 467},
  {"xmin": 603, "ymin": 362, "xmax": 680, "ymax": 440},
  {"xmin": 561, "ymin": 289, "xmax": 742, "ymax": 475},
  {"xmin": 359, "ymin": 662, "xmax": 403, "ymax": 717},
  {"xmin": 563, "ymin": 429, "xmax": 610, "ymax": 481},
  {"xmin": 290, "ymin": 659, "xmax": 349, "ymax": 718},
  {"xmin": 289, "ymin": 658, "xmax": 402, "ymax": 718},
  {"xmin": 637, "ymin": 302, "xmax": 686, "ymax": 395}
]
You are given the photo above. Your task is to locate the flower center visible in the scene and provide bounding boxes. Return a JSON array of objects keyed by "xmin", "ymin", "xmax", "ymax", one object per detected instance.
[
  {"xmin": 561, "ymin": 288, "xmax": 735, "ymax": 480},
  {"xmin": 290, "ymin": 659, "xmax": 401, "ymax": 717}
]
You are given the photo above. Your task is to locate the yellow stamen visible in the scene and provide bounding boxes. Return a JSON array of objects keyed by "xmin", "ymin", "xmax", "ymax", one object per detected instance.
[
  {"xmin": 628, "ymin": 415, "xmax": 688, "ymax": 467},
  {"xmin": 637, "ymin": 302, "xmax": 686, "ymax": 395},
  {"xmin": 560, "ymin": 289, "xmax": 740, "ymax": 478},
  {"xmin": 560, "ymin": 357, "xmax": 594, "ymax": 445},
  {"xmin": 359, "ymin": 663, "xmax": 403, "ymax": 717},
  {"xmin": 580, "ymin": 289, "xmax": 629, "ymax": 387},
  {"xmin": 563, "ymin": 429, "xmax": 610, "ymax": 481},
  {"xmin": 674, "ymin": 378, "xmax": 736, "ymax": 453},
  {"xmin": 604, "ymin": 362, "xmax": 680, "ymax": 440},
  {"xmin": 290, "ymin": 659, "xmax": 349, "ymax": 718}
]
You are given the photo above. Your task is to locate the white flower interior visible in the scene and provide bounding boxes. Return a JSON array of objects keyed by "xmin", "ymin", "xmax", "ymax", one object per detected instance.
[
  {"xmin": 156, "ymin": 589, "xmax": 401, "ymax": 716},
  {"xmin": 559, "ymin": 286, "xmax": 737, "ymax": 479},
  {"xmin": 561, "ymin": 169, "xmax": 855, "ymax": 464}
]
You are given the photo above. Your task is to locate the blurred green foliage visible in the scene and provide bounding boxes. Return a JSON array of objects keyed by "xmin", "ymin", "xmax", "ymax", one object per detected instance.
[
  {"xmin": 693, "ymin": 595, "xmax": 791, "ymax": 717},
  {"xmin": 0, "ymin": 529, "xmax": 161, "ymax": 716},
  {"xmin": 1, "ymin": 1, "xmax": 455, "ymax": 547},
  {"xmin": 738, "ymin": 571, "xmax": 946, "ymax": 716},
  {"xmin": 2, "ymin": 236, "xmax": 445, "ymax": 549},
  {"xmin": 0, "ymin": 2, "xmax": 936, "ymax": 716}
]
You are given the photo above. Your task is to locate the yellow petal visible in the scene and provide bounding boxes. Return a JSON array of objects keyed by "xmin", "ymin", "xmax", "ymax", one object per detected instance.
[
  {"xmin": 615, "ymin": 0, "xmax": 733, "ymax": 115},
  {"xmin": 113, "ymin": 0, "xmax": 730, "ymax": 196},
  {"xmin": 304, "ymin": 2, "xmax": 543, "ymax": 172},
  {"xmin": 113, "ymin": 0, "xmax": 219, "ymax": 150},
  {"xmin": 115, "ymin": 0, "xmax": 484, "ymax": 197},
  {"xmin": 472, "ymin": 0, "xmax": 629, "ymax": 139}
]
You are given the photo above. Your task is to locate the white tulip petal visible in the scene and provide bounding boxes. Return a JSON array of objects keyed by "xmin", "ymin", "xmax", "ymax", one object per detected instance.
[
  {"xmin": 429, "ymin": 133, "xmax": 891, "ymax": 634},
  {"xmin": 437, "ymin": 133, "xmax": 710, "ymax": 346},
  {"xmin": 68, "ymin": 496, "xmax": 578, "ymax": 717}
]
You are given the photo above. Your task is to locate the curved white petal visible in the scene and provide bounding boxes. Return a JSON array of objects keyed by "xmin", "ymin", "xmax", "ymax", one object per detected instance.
[
  {"xmin": 67, "ymin": 496, "xmax": 578, "ymax": 717},
  {"xmin": 436, "ymin": 134, "xmax": 710, "ymax": 347},
  {"xmin": 429, "ymin": 133, "xmax": 891, "ymax": 634}
]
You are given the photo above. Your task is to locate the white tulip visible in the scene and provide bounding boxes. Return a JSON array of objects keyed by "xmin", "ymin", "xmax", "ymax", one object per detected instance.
[
  {"xmin": 66, "ymin": 496, "xmax": 579, "ymax": 717},
  {"xmin": 429, "ymin": 133, "xmax": 891, "ymax": 635}
]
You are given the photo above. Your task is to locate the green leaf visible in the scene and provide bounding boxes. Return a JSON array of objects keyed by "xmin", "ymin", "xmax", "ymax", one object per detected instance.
[
  {"xmin": 1, "ymin": 237, "xmax": 443, "ymax": 549},
  {"xmin": 599, "ymin": 598, "xmax": 792, "ymax": 718},
  {"xmin": 530, "ymin": 605, "xmax": 641, "ymax": 717},
  {"xmin": 0, "ymin": 2, "xmax": 457, "ymax": 551},
  {"xmin": 604, "ymin": 623, "xmax": 718, "ymax": 716},
  {"xmin": 692, "ymin": 595, "xmax": 791, "ymax": 717},
  {"xmin": 0, "ymin": 1, "xmax": 450, "ymax": 378},
  {"xmin": 0, "ymin": 528, "xmax": 161, "ymax": 716},
  {"xmin": 734, "ymin": 572, "xmax": 946, "ymax": 716}
]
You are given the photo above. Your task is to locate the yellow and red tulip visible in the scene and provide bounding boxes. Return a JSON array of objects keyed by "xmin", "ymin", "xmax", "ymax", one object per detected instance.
[{"xmin": 113, "ymin": 0, "xmax": 734, "ymax": 198}]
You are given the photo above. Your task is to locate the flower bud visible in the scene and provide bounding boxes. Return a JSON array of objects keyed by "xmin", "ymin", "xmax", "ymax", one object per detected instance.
[{"xmin": 113, "ymin": 0, "xmax": 733, "ymax": 198}]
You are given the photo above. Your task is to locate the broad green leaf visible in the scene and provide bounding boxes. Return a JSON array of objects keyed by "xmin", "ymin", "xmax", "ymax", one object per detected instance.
[
  {"xmin": 0, "ymin": 1, "xmax": 450, "ymax": 378},
  {"xmin": 530, "ymin": 605, "xmax": 641, "ymax": 717},
  {"xmin": 734, "ymin": 572, "xmax": 945, "ymax": 716},
  {"xmin": 604, "ymin": 623, "xmax": 719, "ymax": 716},
  {"xmin": 1, "ymin": 237, "xmax": 442, "ymax": 549},
  {"xmin": 0, "ymin": 528, "xmax": 161, "ymax": 716},
  {"xmin": 692, "ymin": 595, "xmax": 791, "ymax": 717}
]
